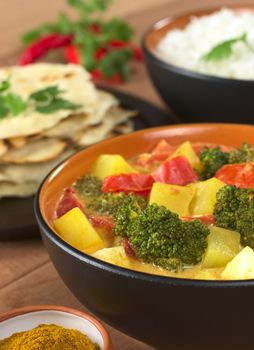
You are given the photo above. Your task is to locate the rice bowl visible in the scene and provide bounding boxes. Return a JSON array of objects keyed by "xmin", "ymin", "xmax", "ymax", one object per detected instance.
[{"xmin": 156, "ymin": 8, "xmax": 254, "ymax": 80}]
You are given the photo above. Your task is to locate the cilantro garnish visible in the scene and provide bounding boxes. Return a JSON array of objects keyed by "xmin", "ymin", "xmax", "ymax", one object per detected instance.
[
  {"xmin": 201, "ymin": 33, "xmax": 250, "ymax": 62},
  {"xmin": 4, "ymin": 93, "xmax": 27, "ymax": 116},
  {"xmin": 99, "ymin": 47, "xmax": 133, "ymax": 80},
  {"xmin": 0, "ymin": 82, "xmax": 81, "ymax": 119},
  {"xmin": 0, "ymin": 79, "xmax": 27, "ymax": 118},
  {"xmin": 20, "ymin": 0, "xmax": 138, "ymax": 81}
]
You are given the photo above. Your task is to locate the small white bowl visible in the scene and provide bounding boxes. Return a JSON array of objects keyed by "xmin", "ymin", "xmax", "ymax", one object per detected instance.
[{"xmin": 0, "ymin": 305, "xmax": 112, "ymax": 349}]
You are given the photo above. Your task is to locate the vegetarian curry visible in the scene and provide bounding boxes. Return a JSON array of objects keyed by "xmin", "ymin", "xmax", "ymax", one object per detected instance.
[{"xmin": 53, "ymin": 140, "xmax": 254, "ymax": 280}]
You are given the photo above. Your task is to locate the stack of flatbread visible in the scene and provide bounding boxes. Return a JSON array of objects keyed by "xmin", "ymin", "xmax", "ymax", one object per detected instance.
[{"xmin": 0, "ymin": 64, "xmax": 135, "ymax": 198}]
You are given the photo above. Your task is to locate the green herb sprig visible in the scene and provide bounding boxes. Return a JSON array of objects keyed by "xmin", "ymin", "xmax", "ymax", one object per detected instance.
[
  {"xmin": 0, "ymin": 81, "xmax": 81, "ymax": 119},
  {"xmin": 201, "ymin": 33, "xmax": 251, "ymax": 62},
  {"xmin": 21, "ymin": 0, "xmax": 138, "ymax": 81}
]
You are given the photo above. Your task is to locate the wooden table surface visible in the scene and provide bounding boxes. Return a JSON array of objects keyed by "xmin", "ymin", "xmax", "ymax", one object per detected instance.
[{"xmin": 1, "ymin": 0, "xmax": 254, "ymax": 349}]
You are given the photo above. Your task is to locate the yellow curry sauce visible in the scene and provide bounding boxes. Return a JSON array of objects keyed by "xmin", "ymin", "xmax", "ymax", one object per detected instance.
[{"xmin": 54, "ymin": 140, "xmax": 254, "ymax": 281}]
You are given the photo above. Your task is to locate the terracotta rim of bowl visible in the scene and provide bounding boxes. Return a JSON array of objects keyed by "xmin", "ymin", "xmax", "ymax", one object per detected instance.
[
  {"xmin": 35, "ymin": 123, "xmax": 254, "ymax": 287},
  {"xmin": 0, "ymin": 305, "xmax": 112, "ymax": 350},
  {"xmin": 142, "ymin": 4, "xmax": 254, "ymax": 84}
]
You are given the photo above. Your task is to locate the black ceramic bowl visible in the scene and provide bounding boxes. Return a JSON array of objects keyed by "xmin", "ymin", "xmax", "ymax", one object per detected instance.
[
  {"xmin": 142, "ymin": 5, "xmax": 254, "ymax": 123},
  {"xmin": 35, "ymin": 124, "xmax": 254, "ymax": 350}
]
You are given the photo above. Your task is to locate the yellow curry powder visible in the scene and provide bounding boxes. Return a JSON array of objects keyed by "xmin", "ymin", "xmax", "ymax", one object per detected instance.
[{"xmin": 0, "ymin": 324, "xmax": 100, "ymax": 350}]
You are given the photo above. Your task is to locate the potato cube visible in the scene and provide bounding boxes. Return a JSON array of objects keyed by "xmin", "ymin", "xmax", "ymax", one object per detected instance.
[
  {"xmin": 189, "ymin": 177, "xmax": 225, "ymax": 215},
  {"xmin": 54, "ymin": 207, "xmax": 105, "ymax": 254},
  {"xmin": 91, "ymin": 154, "xmax": 135, "ymax": 180},
  {"xmin": 169, "ymin": 141, "xmax": 199, "ymax": 168},
  {"xmin": 221, "ymin": 247, "xmax": 254, "ymax": 280},
  {"xmin": 149, "ymin": 182, "xmax": 195, "ymax": 217},
  {"xmin": 202, "ymin": 226, "xmax": 240, "ymax": 268}
]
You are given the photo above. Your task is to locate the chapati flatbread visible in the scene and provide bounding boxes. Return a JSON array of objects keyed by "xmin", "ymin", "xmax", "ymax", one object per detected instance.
[
  {"xmin": 0, "ymin": 64, "xmax": 97, "ymax": 139},
  {"xmin": 75, "ymin": 106, "xmax": 136, "ymax": 146},
  {"xmin": 43, "ymin": 91, "xmax": 118, "ymax": 138},
  {"xmin": 8, "ymin": 136, "xmax": 28, "ymax": 148},
  {"xmin": 0, "ymin": 140, "xmax": 7, "ymax": 156},
  {"xmin": 0, "ymin": 150, "xmax": 73, "ymax": 186},
  {"xmin": 0, "ymin": 138, "xmax": 67, "ymax": 164}
]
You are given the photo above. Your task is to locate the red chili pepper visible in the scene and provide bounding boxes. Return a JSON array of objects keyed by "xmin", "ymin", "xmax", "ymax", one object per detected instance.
[
  {"xmin": 65, "ymin": 45, "xmax": 80, "ymax": 64},
  {"xmin": 19, "ymin": 33, "xmax": 73, "ymax": 65}
]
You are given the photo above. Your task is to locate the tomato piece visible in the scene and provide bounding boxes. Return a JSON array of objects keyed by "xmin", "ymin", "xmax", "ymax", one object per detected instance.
[
  {"xmin": 182, "ymin": 215, "xmax": 214, "ymax": 225},
  {"xmin": 134, "ymin": 140, "xmax": 175, "ymax": 169},
  {"xmin": 88, "ymin": 214, "xmax": 114, "ymax": 232},
  {"xmin": 215, "ymin": 163, "xmax": 254, "ymax": 188},
  {"xmin": 151, "ymin": 139, "xmax": 175, "ymax": 160},
  {"xmin": 152, "ymin": 156, "xmax": 198, "ymax": 186},
  {"xmin": 122, "ymin": 238, "xmax": 137, "ymax": 258},
  {"xmin": 56, "ymin": 188, "xmax": 84, "ymax": 218},
  {"xmin": 102, "ymin": 173, "xmax": 154, "ymax": 193}
]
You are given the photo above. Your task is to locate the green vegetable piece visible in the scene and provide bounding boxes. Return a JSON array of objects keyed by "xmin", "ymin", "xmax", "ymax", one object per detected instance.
[
  {"xmin": 229, "ymin": 143, "xmax": 254, "ymax": 164},
  {"xmin": 68, "ymin": 0, "xmax": 112, "ymax": 14},
  {"xmin": 113, "ymin": 194, "xmax": 147, "ymax": 237},
  {"xmin": 0, "ymin": 79, "xmax": 10, "ymax": 92},
  {"xmin": 56, "ymin": 13, "xmax": 73, "ymax": 34},
  {"xmin": 30, "ymin": 85, "xmax": 62, "ymax": 102},
  {"xmin": 114, "ymin": 202, "xmax": 209, "ymax": 271},
  {"xmin": 102, "ymin": 18, "xmax": 133, "ymax": 41},
  {"xmin": 88, "ymin": 192, "xmax": 134, "ymax": 217},
  {"xmin": 30, "ymin": 85, "xmax": 81, "ymax": 114},
  {"xmin": 0, "ymin": 96, "xmax": 9, "ymax": 119},
  {"xmin": 189, "ymin": 178, "xmax": 225, "ymax": 216},
  {"xmin": 35, "ymin": 98, "xmax": 80, "ymax": 114},
  {"xmin": 99, "ymin": 47, "xmax": 133, "ymax": 80},
  {"xmin": 214, "ymin": 186, "xmax": 254, "ymax": 248},
  {"xmin": 202, "ymin": 226, "xmax": 240, "ymax": 268},
  {"xmin": 73, "ymin": 174, "xmax": 102, "ymax": 197},
  {"xmin": 199, "ymin": 146, "xmax": 230, "ymax": 180},
  {"xmin": 202, "ymin": 33, "xmax": 247, "ymax": 62},
  {"xmin": 4, "ymin": 93, "xmax": 27, "ymax": 116}
]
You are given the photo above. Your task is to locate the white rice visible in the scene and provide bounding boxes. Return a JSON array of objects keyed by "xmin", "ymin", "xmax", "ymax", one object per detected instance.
[{"xmin": 156, "ymin": 8, "xmax": 254, "ymax": 80}]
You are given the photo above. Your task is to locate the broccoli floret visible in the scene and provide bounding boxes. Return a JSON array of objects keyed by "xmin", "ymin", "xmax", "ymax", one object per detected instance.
[
  {"xmin": 114, "ymin": 203, "xmax": 209, "ymax": 271},
  {"xmin": 229, "ymin": 143, "xmax": 254, "ymax": 164},
  {"xmin": 88, "ymin": 192, "xmax": 145, "ymax": 217},
  {"xmin": 73, "ymin": 174, "xmax": 102, "ymax": 197},
  {"xmin": 113, "ymin": 193, "xmax": 147, "ymax": 237},
  {"xmin": 199, "ymin": 146, "xmax": 230, "ymax": 180},
  {"xmin": 214, "ymin": 185, "xmax": 254, "ymax": 248}
]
